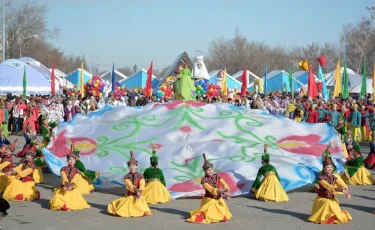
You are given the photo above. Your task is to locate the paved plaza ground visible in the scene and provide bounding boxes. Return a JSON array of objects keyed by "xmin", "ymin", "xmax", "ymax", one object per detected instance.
[{"xmin": 1, "ymin": 135, "xmax": 375, "ymax": 230}]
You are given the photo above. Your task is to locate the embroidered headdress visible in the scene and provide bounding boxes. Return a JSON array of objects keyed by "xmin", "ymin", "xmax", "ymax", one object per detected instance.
[{"xmin": 202, "ymin": 153, "xmax": 213, "ymax": 171}]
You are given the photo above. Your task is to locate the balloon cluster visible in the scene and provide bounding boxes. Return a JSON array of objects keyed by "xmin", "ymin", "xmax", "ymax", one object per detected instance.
[
  {"xmin": 195, "ymin": 79, "xmax": 208, "ymax": 97},
  {"xmin": 207, "ymin": 84, "xmax": 221, "ymax": 98},
  {"xmin": 84, "ymin": 76, "xmax": 106, "ymax": 98},
  {"xmin": 114, "ymin": 81, "xmax": 126, "ymax": 98},
  {"xmin": 153, "ymin": 84, "xmax": 173, "ymax": 101},
  {"xmin": 65, "ymin": 86, "xmax": 81, "ymax": 97}
]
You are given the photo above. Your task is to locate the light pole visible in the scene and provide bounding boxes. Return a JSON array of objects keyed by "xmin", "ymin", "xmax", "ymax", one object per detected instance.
[
  {"xmin": 195, "ymin": 50, "xmax": 207, "ymax": 56},
  {"xmin": 2, "ymin": 0, "xmax": 5, "ymax": 61}
]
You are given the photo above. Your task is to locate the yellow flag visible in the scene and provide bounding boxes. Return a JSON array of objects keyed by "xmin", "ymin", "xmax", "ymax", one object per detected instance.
[
  {"xmin": 222, "ymin": 68, "xmax": 227, "ymax": 96},
  {"xmin": 333, "ymin": 59, "xmax": 341, "ymax": 97},
  {"xmin": 373, "ymin": 64, "xmax": 375, "ymax": 104},
  {"xmin": 80, "ymin": 62, "xmax": 85, "ymax": 97}
]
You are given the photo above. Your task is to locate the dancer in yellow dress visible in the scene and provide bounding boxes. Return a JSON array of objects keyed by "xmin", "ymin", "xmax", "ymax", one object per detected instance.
[
  {"xmin": 2, "ymin": 150, "xmax": 40, "ymax": 201},
  {"xmin": 143, "ymin": 145, "xmax": 171, "ymax": 204},
  {"xmin": 107, "ymin": 151, "xmax": 152, "ymax": 217},
  {"xmin": 250, "ymin": 144, "xmax": 288, "ymax": 202},
  {"xmin": 28, "ymin": 141, "xmax": 44, "ymax": 184},
  {"xmin": 0, "ymin": 144, "xmax": 13, "ymax": 193},
  {"xmin": 343, "ymin": 143, "xmax": 374, "ymax": 185},
  {"xmin": 72, "ymin": 147, "xmax": 98, "ymax": 195},
  {"xmin": 308, "ymin": 155, "xmax": 352, "ymax": 224},
  {"xmin": 186, "ymin": 153, "xmax": 232, "ymax": 224},
  {"xmin": 49, "ymin": 146, "xmax": 91, "ymax": 211}
]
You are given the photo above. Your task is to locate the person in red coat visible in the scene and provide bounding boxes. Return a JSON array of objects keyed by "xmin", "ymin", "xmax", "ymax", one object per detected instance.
[{"xmin": 306, "ymin": 104, "xmax": 319, "ymax": 123}]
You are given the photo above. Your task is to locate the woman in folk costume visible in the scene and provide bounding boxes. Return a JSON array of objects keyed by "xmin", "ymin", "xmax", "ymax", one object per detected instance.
[
  {"xmin": 2, "ymin": 149, "xmax": 40, "ymax": 201},
  {"xmin": 360, "ymin": 105, "xmax": 370, "ymax": 141},
  {"xmin": 0, "ymin": 143, "xmax": 16, "ymax": 193},
  {"xmin": 342, "ymin": 143, "xmax": 374, "ymax": 185},
  {"xmin": 143, "ymin": 145, "xmax": 170, "ymax": 204},
  {"xmin": 107, "ymin": 151, "xmax": 152, "ymax": 217},
  {"xmin": 16, "ymin": 126, "xmax": 37, "ymax": 158},
  {"xmin": 186, "ymin": 153, "xmax": 232, "ymax": 224},
  {"xmin": 64, "ymin": 100, "xmax": 76, "ymax": 122},
  {"xmin": 250, "ymin": 144, "xmax": 288, "ymax": 202},
  {"xmin": 73, "ymin": 146, "xmax": 99, "ymax": 195},
  {"xmin": 308, "ymin": 155, "xmax": 352, "ymax": 224},
  {"xmin": 41, "ymin": 116, "xmax": 51, "ymax": 148},
  {"xmin": 0, "ymin": 101, "xmax": 9, "ymax": 137},
  {"xmin": 49, "ymin": 146, "xmax": 91, "ymax": 211},
  {"xmin": 336, "ymin": 118, "xmax": 349, "ymax": 159},
  {"xmin": 365, "ymin": 132, "xmax": 375, "ymax": 170},
  {"xmin": 348, "ymin": 104, "xmax": 362, "ymax": 142},
  {"xmin": 311, "ymin": 142, "xmax": 348, "ymax": 193}
]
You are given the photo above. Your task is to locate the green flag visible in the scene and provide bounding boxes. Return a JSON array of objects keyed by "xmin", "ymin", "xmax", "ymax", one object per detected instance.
[
  {"xmin": 288, "ymin": 67, "xmax": 294, "ymax": 98},
  {"xmin": 23, "ymin": 66, "xmax": 27, "ymax": 99},
  {"xmin": 341, "ymin": 59, "xmax": 349, "ymax": 99},
  {"xmin": 360, "ymin": 56, "xmax": 367, "ymax": 98}
]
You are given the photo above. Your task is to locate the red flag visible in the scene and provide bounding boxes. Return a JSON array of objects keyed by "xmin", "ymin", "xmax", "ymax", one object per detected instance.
[
  {"xmin": 51, "ymin": 61, "xmax": 56, "ymax": 96},
  {"xmin": 308, "ymin": 64, "xmax": 318, "ymax": 98},
  {"xmin": 240, "ymin": 66, "xmax": 248, "ymax": 96},
  {"xmin": 144, "ymin": 61, "xmax": 153, "ymax": 97}
]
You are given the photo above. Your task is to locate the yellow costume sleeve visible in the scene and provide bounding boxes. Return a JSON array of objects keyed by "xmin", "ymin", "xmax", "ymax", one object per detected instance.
[
  {"xmin": 60, "ymin": 171, "xmax": 69, "ymax": 185},
  {"xmin": 138, "ymin": 178, "xmax": 145, "ymax": 191},
  {"xmin": 14, "ymin": 166, "xmax": 33, "ymax": 178},
  {"xmin": 334, "ymin": 175, "xmax": 348, "ymax": 189},
  {"xmin": 219, "ymin": 178, "xmax": 230, "ymax": 192},
  {"xmin": 203, "ymin": 183, "xmax": 219, "ymax": 197},
  {"xmin": 318, "ymin": 180, "xmax": 335, "ymax": 190},
  {"xmin": 70, "ymin": 173, "xmax": 79, "ymax": 188},
  {"xmin": 0, "ymin": 161, "xmax": 10, "ymax": 170},
  {"xmin": 124, "ymin": 179, "xmax": 136, "ymax": 193}
]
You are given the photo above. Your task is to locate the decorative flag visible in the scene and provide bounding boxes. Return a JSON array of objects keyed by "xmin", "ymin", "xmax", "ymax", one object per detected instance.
[
  {"xmin": 144, "ymin": 61, "xmax": 153, "ymax": 97},
  {"xmin": 318, "ymin": 64, "xmax": 328, "ymax": 102},
  {"xmin": 341, "ymin": 59, "xmax": 349, "ymax": 99},
  {"xmin": 317, "ymin": 56, "xmax": 326, "ymax": 67},
  {"xmin": 222, "ymin": 68, "xmax": 227, "ymax": 96},
  {"xmin": 240, "ymin": 66, "xmax": 248, "ymax": 96},
  {"xmin": 360, "ymin": 56, "xmax": 367, "ymax": 98},
  {"xmin": 333, "ymin": 59, "xmax": 341, "ymax": 97},
  {"xmin": 23, "ymin": 66, "xmax": 27, "ymax": 99},
  {"xmin": 111, "ymin": 62, "xmax": 115, "ymax": 92},
  {"xmin": 51, "ymin": 61, "xmax": 56, "ymax": 96},
  {"xmin": 288, "ymin": 67, "xmax": 294, "ymax": 98},
  {"xmin": 264, "ymin": 65, "xmax": 268, "ymax": 94},
  {"xmin": 373, "ymin": 63, "xmax": 375, "ymax": 104},
  {"xmin": 80, "ymin": 62, "xmax": 85, "ymax": 97},
  {"xmin": 307, "ymin": 64, "xmax": 318, "ymax": 98},
  {"xmin": 298, "ymin": 60, "xmax": 308, "ymax": 71}
]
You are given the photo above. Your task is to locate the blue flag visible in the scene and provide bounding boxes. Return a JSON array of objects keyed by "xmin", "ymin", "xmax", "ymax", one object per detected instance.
[
  {"xmin": 318, "ymin": 64, "xmax": 328, "ymax": 102},
  {"xmin": 111, "ymin": 62, "xmax": 115, "ymax": 92},
  {"xmin": 264, "ymin": 65, "xmax": 268, "ymax": 94}
]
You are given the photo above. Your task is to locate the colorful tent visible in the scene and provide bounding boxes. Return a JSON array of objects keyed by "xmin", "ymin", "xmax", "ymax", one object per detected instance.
[
  {"xmin": 100, "ymin": 69, "xmax": 127, "ymax": 83},
  {"xmin": 65, "ymin": 68, "xmax": 93, "ymax": 87},
  {"xmin": 0, "ymin": 59, "xmax": 50, "ymax": 95},
  {"xmin": 119, "ymin": 69, "xmax": 159, "ymax": 89},
  {"xmin": 209, "ymin": 70, "xmax": 242, "ymax": 90}
]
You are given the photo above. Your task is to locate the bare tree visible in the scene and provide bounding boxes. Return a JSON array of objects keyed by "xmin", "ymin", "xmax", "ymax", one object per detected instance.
[{"xmin": 340, "ymin": 18, "xmax": 375, "ymax": 73}]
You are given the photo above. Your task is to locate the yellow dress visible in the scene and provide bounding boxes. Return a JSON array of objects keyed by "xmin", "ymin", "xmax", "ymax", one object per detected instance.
[
  {"xmin": 33, "ymin": 166, "xmax": 44, "ymax": 184},
  {"xmin": 0, "ymin": 158, "xmax": 12, "ymax": 193},
  {"xmin": 49, "ymin": 166, "xmax": 91, "ymax": 211},
  {"xmin": 75, "ymin": 173, "xmax": 95, "ymax": 195},
  {"xmin": 2, "ymin": 162, "xmax": 40, "ymax": 201},
  {"xmin": 186, "ymin": 174, "xmax": 233, "ymax": 224},
  {"xmin": 143, "ymin": 180, "xmax": 171, "ymax": 204},
  {"xmin": 308, "ymin": 174, "xmax": 352, "ymax": 224},
  {"xmin": 108, "ymin": 172, "xmax": 152, "ymax": 217},
  {"xmin": 346, "ymin": 166, "xmax": 374, "ymax": 185},
  {"xmin": 255, "ymin": 173, "xmax": 289, "ymax": 202}
]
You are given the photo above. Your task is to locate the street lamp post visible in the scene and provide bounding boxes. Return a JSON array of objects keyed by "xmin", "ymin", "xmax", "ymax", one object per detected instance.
[
  {"xmin": 2, "ymin": 0, "xmax": 5, "ymax": 61},
  {"xmin": 195, "ymin": 50, "xmax": 207, "ymax": 56}
]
